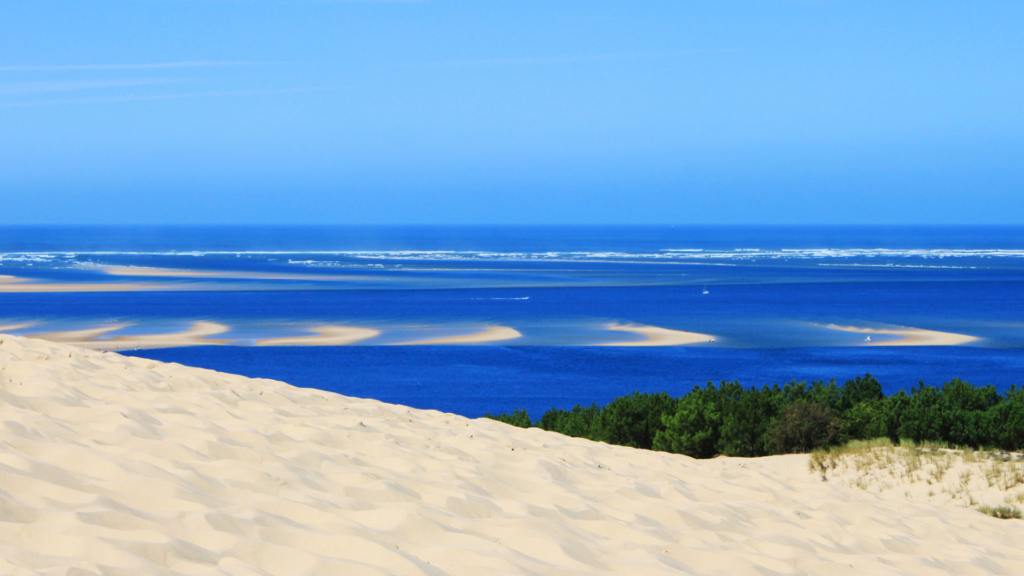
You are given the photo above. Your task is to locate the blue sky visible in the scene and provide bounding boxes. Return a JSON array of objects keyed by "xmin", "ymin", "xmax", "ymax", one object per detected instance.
[{"xmin": 1, "ymin": 1, "xmax": 1022, "ymax": 224}]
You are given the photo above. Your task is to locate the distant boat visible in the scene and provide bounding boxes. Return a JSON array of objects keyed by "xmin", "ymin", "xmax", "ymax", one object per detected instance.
[
  {"xmin": 865, "ymin": 336, "xmax": 872, "ymax": 342},
  {"xmin": 702, "ymin": 286, "xmax": 710, "ymax": 295}
]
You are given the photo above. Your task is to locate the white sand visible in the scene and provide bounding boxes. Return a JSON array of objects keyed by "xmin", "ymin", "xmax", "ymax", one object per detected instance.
[
  {"xmin": 599, "ymin": 323, "xmax": 716, "ymax": 346},
  {"xmin": 256, "ymin": 326, "xmax": 381, "ymax": 346},
  {"xmin": 393, "ymin": 326, "xmax": 522, "ymax": 345},
  {"xmin": 27, "ymin": 321, "xmax": 232, "ymax": 350},
  {"xmin": 1, "ymin": 333, "xmax": 1021, "ymax": 575},
  {"xmin": 828, "ymin": 324, "xmax": 979, "ymax": 346}
]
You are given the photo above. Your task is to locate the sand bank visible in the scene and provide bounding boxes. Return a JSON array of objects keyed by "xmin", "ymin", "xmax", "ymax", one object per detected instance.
[
  {"xmin": 599, "ymin": 323, "xmax": 716, "ymax": 346},
  {"xmin": 0, "ymin": 275, "xmax": 29, "ymax": 285},
  {"xmin": 255, "ymin": 325, "xmax": 381, "ymax": 346},
  {"xmin": 0, "ymin": 276, "xmax": 172, "ymax": 293},
  {"xmin": 27, "ymin": 321, "xmax": 232, "ymax": 350},
  {"xmin": 101, "ymin": 265, "xmax": 372, "ymax": 282},
  {"xmin": 828, "ymin": 324, "xmax": 979, "ymax": 346},
  {"xmin": 0, "ymin": 333, "xmax": 1022, "ymax": 575},
  {"xmin": 0, "ymin": 323, "xmax": 32, "ymax": 332},
  {"xmin": 394, "ymin": 325, "xmax": 522, "ymax": 345}
]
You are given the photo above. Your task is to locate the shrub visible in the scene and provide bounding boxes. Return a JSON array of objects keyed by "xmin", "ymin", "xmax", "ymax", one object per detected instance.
[
  {"xmin": 978, "ymin": 505, "xmax": 1023, "ymax": 520},
  {"xmin": 486, "ymin": 374, "xmax": 1024, "ymax": 458},
  {"xmin": 767, "ymin": 400, "xmax": 843, "ymax": 454}
]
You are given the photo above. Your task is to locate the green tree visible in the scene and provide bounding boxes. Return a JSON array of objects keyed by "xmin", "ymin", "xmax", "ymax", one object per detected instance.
[
  {"xmin": 483, "ymin": 408, "xmax": 533, "ymax": 428},
  {"xmin": 654, "ymin": 382, "xmax": 722, "ymax": 458},
  {"xmin": 537, "ymin": 403, "xmax": 600, "ymax": 439},
  {"xmin": 594, "ymin": 391, "xmax": 677, "ymax": 450}
]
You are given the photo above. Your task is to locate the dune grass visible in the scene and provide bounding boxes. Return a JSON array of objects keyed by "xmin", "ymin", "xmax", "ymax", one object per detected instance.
[
  {"xmin": 978, "ymin": 505, "xmax": 1023, "ymax": 520},
  {"xmin": 810, "ymin": 438, "xmax": 1024, "ymax": 517}
]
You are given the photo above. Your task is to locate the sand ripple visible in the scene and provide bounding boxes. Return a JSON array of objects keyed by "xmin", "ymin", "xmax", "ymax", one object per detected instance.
[{"xmin": 0, "ymin": 333, "xmax": 1021, "ymax": 574}]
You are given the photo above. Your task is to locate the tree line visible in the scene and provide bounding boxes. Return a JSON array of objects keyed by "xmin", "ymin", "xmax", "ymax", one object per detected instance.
[{"xmin": 483, "ymin": 375, "xmax": 1024, "ymax": 457}]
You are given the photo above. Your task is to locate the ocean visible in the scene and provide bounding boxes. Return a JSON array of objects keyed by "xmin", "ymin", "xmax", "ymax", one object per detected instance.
[{"xmin": 2, "ymin": 225, "xmax": 1022, "ymax": 417}]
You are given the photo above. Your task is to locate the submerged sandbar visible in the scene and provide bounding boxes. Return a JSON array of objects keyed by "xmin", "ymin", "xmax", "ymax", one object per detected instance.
[
  {"xmin": 598, "ymin": 323, "xmax": 716, "ymax": 346},
  {"xmin": 393, "ymin": 326, "xmax": 522, "ymax": 345},
  {"xmin": 828, "ymin": 324, "xmax": 979, "ymax": 346}
]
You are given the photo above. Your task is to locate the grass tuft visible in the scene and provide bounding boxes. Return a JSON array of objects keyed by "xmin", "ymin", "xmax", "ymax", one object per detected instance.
[{"xmin": 978, "ymin": 505, "xmax": 1023, "ymax": 520}]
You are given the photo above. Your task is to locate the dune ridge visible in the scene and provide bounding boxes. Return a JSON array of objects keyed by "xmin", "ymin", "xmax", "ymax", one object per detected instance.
[
  {"xmin": 599, "ymin": 323, "xmax": 715, "ymax": 346},
  {"xmin": 0, "ymin": 333, "xmax": 1022, "ymax": 574}
]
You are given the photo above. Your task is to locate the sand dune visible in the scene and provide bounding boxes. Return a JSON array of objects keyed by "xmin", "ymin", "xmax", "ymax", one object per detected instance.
[
  {"xmin": 828, "ymin": 324, "xmax": 979, "ymax": 346},
  {"xmin": 27, "ymin": 321, "xmax": 232, "ymax": 350},
  {"xmin": 1, "ymin": 334, "xmax": 1021, "ymax": 574},
  {"xmin": 393, "ymin": 325, "xmax": 522, "ymax": 345},
  {"xmin": 599, "ymin": 323, "xmax": 716, "ymax": 346},
  {"xmin": 256, "ymin": 325, "xmax": 381, "ymax": 346}
]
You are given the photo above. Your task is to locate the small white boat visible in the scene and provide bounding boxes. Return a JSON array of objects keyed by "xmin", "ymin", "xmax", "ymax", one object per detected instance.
[
  {"xmin": 865, "ymin": 336, "xmax": 872, "ymax": 342},
  {"xmin": 702, "ymin": 286, "xmax": 710, "ymax": 295}
]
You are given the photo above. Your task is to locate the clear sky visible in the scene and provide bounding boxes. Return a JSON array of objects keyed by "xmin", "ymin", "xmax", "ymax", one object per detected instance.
[{"xmin": 2, "ymin": 1, "xmax": 1022, "ymax": 224}]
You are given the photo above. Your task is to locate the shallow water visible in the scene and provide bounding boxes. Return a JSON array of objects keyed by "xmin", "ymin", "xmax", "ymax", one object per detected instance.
[{"xmin": 3, "ymin": 225, "xmax": 1023, "ymax": 415}]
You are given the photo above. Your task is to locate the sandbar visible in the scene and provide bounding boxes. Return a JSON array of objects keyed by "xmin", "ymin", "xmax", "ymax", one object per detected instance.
[
  {"xmin": 2, "ymin": 333, "xmax": 1023, "ymax": 574},
  {"xmin": 599, "ymin": 323, "xmax": 716, "ymax": 346},
  {"xmin": 0, "ymin": 276, "xmax": 172, "ymax": 293},
  {"xmin": 102, "ymin": 266, "xmax": 375, "ymax": 282},
  {"xmin": 27, "ymin": 321, "xmax": 232, "ymax": 350},
  {"xmin": 255, "ymin": 325, "xmax": 381, "ymax": 346},
  {"xmin": 394, "ymin": 325, "xmax": 522, "ymax": 345},
  {"xmin": 0, "ymin": 323, "xmax": 32, "ymax": 332},
  {"xmin": 828, "ymin": 324, "xmax": 979, "ymax": 346},
  {"xmin": 0, "ymin": 275, "xmax": 29, "ymax": 285}
]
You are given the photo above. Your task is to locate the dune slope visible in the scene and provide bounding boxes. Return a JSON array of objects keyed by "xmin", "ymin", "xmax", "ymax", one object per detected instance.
[{"xmin": 0, "ymin": 333, "xmax": 1022, "ymax": 575}]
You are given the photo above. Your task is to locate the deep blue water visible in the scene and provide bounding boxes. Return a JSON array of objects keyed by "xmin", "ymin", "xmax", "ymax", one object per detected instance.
[
  {"xmin": 3, "ymin": 225, "xmax": 1023, "ymax": 417},
  {"xmin": 126, "ymin": 345, "xmax": 1024, "ymax": 418}
]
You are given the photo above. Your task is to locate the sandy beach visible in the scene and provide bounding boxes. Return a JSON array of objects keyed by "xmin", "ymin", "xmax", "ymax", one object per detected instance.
[
  {"xmin": 828, "ymin": 324, "xmax": 980, "ymax": 346},
  {"xmin": 599, "ymin": 323, "xmax": 716, "ymax": 346},
  {"xmin": 393, "ymin": 325, "xmax": 522, "ymax": 345},
  {"xmin": 0, "ymin": 332, "xmax": 1022, "ymax": 574},
  {"xmin": 27, "ymin": 321, "xmax": 232, "ymax": 350},
  {"xmin": 256, "ymin": 325, "xmax": 381, "ymax": 346}
]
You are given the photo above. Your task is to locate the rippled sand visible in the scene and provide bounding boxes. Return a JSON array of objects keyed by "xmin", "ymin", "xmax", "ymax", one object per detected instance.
[{"xmin": 0, "ymin": 333, "xmax": 1022, "ymax": 574}]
